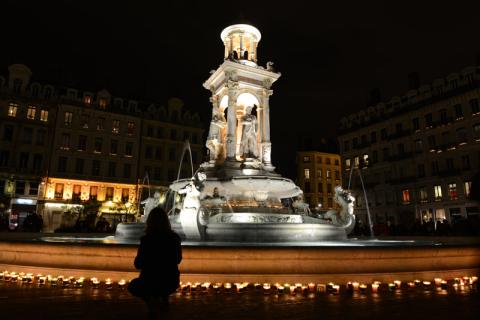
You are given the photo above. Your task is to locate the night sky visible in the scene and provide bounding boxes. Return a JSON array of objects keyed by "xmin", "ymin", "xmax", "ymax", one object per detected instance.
[{"xmin": 2, "ymin": 1, "xmax": 480, "ymax": 179}]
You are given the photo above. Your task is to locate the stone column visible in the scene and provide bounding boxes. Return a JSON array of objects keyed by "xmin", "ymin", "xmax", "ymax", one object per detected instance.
[
  {"xmin": 262, "ymin": 89, "xmax": 273, "ymax": 167},
  {"xmin": 239, "ymin": 34, "xmax": 243, "ymax": 57},
  {"xmin": 226, "ymin": 83, "xmax": 238, "ymax": 160},
  {"xmin": 251, "ymin": 41, "xmax": 256, "ymax": 62}
]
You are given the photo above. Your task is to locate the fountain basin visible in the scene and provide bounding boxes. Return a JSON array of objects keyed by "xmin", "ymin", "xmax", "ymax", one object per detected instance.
[{"xmin": 0, "ymin": 236, "xmax": 479, "ymax": 284}]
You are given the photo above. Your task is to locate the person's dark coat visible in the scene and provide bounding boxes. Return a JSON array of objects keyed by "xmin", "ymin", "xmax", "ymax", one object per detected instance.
[{"xmin": 131, "ymin": 232, "xmax": 182, "ymax": 298}]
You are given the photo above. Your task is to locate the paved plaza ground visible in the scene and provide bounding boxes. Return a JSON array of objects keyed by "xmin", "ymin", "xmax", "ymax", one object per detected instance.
[{"xmin": 1, "ymin": 281, "xmax": 479, "ymax": 320}]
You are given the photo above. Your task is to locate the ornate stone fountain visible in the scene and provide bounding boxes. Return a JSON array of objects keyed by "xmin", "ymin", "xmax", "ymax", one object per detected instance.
[{"xmin": 167, "ymin": 24, "xmax": 356, "ymax": 241}]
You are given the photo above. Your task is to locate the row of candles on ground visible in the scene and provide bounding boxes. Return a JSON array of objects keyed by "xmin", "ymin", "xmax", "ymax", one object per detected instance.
[
  {"xmin": 0, "ymin": 271, "xmax": 127, "ymax": 290},
  {"xmin": 1, "ymin": 270, "xmax": 477, "ymax": 294},
  {"xmin": 178, "ymin": 276, "xmax": 478, "ymax": 295}
]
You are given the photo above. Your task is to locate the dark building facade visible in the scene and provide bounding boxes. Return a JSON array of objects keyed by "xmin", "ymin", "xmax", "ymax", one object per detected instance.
[
  {"xmin": 0, "ymin": 64, "xmax": 204, "ymax": 231},
  {"xmin": 338, "ymin": 65, "xmax": 480, "ymax": 228}
]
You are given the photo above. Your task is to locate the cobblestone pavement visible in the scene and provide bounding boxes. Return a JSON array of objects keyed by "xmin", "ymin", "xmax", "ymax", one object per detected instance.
[{"xmin": 1, "ymin": 282, "xmax": 479, "ymax": 320}]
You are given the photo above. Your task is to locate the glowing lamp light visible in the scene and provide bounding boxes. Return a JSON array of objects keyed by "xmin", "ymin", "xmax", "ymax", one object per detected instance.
[
  {"xmin": 371, "ymin": 283, "xmax": 379, "ymax": 293},
  {"xmin": 434, "ymin": 278, "xmax": 442, "ymax": 287}
]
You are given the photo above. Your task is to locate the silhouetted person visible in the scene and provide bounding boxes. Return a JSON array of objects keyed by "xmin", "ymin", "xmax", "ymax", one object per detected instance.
[
  {"xmin": 129, "ymin": 207, "xmax": 182, "ymax": 318},
  {"xmin": 233, "ymin": 50, "xmax": 238, "ymax": 59}
]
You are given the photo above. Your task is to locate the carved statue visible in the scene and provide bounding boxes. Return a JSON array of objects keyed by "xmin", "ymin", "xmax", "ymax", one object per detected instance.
[
  {"xmin": 239, "ymin": 105, "xmax": 258, "ymax": 158},
  {"xmin": 140, "ymin": 191, "xmax": 161, "ymax": 222},
  {"xmin": 292, "ymin": 194, "xmax": 311, "ymax": 215},
  {"xmin": 206, "ymin": 106, "xmax": 226, "ymax": 161},
  {"xmin": 178, "ymin": 172, "xmax": 207, "ymax": 238},
  {"xmin": 323, "ymin": 186, "xmax": 355, "ymax": 228}
]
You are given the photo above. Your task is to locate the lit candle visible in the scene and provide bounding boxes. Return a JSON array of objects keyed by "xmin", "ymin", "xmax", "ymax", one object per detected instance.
[
  {"xmin": 263, "ymin": 283, "xmax": 271, "ymax": 294},
  {"xmin": 393, "ymin": 280, "xmax": 401, "ymax": 289},
  {"xmin": 283, "ymin": 283, "xmax": 290, "ymax": 293},
  {"xmin": 290, "ymin": 285, "xmax": 296, "ymax": 295},
  {"xmin": 469, "ymin": 277, "xmax": 478, "ymax": 285},
  {"xmin": 212, "ymin": 284, "xmax": 220, "ymax": 293},
  {"xmin": 308, "ymin": 283, "xmax": 316, "ymax": 293},
  {"xmin": 202, "ymin": 282, "xmax": 211, "ymax": 291},
  {"xmin": 371, "ymin": 283, "xmax": 379, "ymax": 293},
  {"xmin": 51, "ymin": 277, "xmax": 58, "ymax": 286},
  {"xmin": 254, "ymin": 283, "xmax": 261, "ymax": 290},
  {"xmin": 414, "ymin": 279, "xmax": 421, "ymax": 286},
  {"xmin": 105, "ymin": 278, "xmax": 113, "ymax": 290},
  {"xmin": 76, "ymin": 278, "xmax": 85, "ymax": 288},
  {"xmin": 326, "ymin": 282, "xmax": 334, "ymax": 292},
  {"xmin": 331, "ymin": 285, "xmax": 340, "ymax": 294},
  {"xmin": 317, "ymin": 284, "xmax": 326, "ymax": 293},
  {"xmin": 91, "ymin": 277, "xmax": 100, "ymax": 288},
  {"xmin": 295, "ymin": 283, "xmax": 303, "ymax": 290},
  {"xmin": 359, "ymin": 284, "xmax": 367, "ymax": 293},
  {"xmin": 39, "ymin": 276, "xmax": 46, "ymax": 285},
  {"xmin": 434, "ymin": 278, "xmax": 442, "ymax": 286},
  {"xmin": 422, "ymin": 281, "xmax": 431, "ymax": 287},
  {"xmin": 388, "ymin": 283, "xmax": 396, "ymax": 290},
  {"xmin": 407, "ymin": 282, "xmax": 415, "ymax": 288},
  {"xmin": 11, "ymin": 272, "xmax": 18, "ymax": 282},
  {"xmin": 277, "ymin": 285, "xmax": 285, "ymax": 294},
  {"xmin": 118, "ymin": 279, "xmax": 126, "ymax": 288},
  {"xmin": 440, "ymin": 280, "xmax": 448, "ymax": 289},
  {"xmin": 352, "ymin": 282, "xmax": 360, "ymax": 291},
  {"xmin": 453, "ymin": 283, "xmax": 459, "ymax": 290},
  {"xmin": 26, "ymin": 273, "xmax": 34, "ymax": 284}
]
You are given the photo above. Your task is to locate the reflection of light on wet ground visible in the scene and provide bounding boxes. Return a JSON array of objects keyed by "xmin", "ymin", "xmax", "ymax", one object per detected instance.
[{"xmin": 40, "ymin": 236, "xmax": 441, "ymax": 247}]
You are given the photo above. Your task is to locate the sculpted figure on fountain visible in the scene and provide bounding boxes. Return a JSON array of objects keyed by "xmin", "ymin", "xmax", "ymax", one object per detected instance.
[
  {"xmin": 206, "ymin": 96, "xmax": 226, "ymax": 162},
  {"xmin": 239, "ymin": 105, "xmax": 259, "ymax": 159}
]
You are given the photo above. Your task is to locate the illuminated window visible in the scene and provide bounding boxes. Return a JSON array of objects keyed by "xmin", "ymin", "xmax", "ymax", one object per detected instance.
[
  {"xmin": 464, "ymin": 181, "xmax": 472, "ymax": 198},
  {"xmin": 72, "ymin": 185, "xmax": 81, "ymax": 201},
  {"xmin": 362, "ymin": 154, "xmax": 369, "ymax": 166},
  {"xmin": 8, "ymin": 103, "xmax": 18, "ymax": 117},
  {"xmin": 112, "ymin": 120, "xmax": 120, "ymax": 134},
  {"xmin": 419, "ymin": 187, "xmax": 428, "ymax": 202},
  {"xmin": 84, "ymin": 95, "xmax": 92, "ymax": 105},
  {"xmin": 127, "ymin": 122, "xmax": 135, "ymax": 135},
  {"xmin": 99, "ymin": 98, "xmax": 107, "ymax": 109},
  {"xmin": 121, "ymin": 188, "xmax": 129, "ymax": 202},
  {"xmin": 27, "ymin": 106, "xmax": 36, "ymax": 119},
  {"xmin": 40, "ymin": 110, "xmax": 48, "ymax": 122},
  {"xmin": 64, "ymin": 112, "xmax": 73, "ymax": 125},
  {"xmin": 105, "ymin": 187, "xmax": 114, "ymax": 201},
  {"xmin": 54, "ymin": 183, "xmax": 64, "ymax": 199},
  {"xmin": 90, "ymin": 186, "xmax": 98, "ymax": 200},
  {"xmin": 326, "ymin": 169, "xmax": 331, "ymax": 178},
  {"xmin": 345, "ymin": 158, "xmax": 351, "ymax": 169},
  {"xmin": 448, "ymin": 183, "xmax": 457, "ymax": 200},
  {"xmin": 304, "ymin": 168, "xmax": 310, "ymax": 179},
  {"xmin": 402, "ymin": 189, "xmax": 410, "ymax": 204},
  {"xmin": 434, "ymin": 185, "xmax": 442, "ymax": 200},
  {"xmin": 317, "ymin": 169, "xmax": 322, "ymax": 178},
  {"xmin": 354, "ymin": 156, "xmax": 359, "ymax": 168},
  {"xmin": 303, "ymin": 156, "xmax": 310, "ymax": 162}
]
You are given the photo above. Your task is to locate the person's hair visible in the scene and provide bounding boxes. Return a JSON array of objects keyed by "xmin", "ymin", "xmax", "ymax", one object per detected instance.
[{"xmin": 145, "ymin": 207, "xmax": 172, "ymax": 235}]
